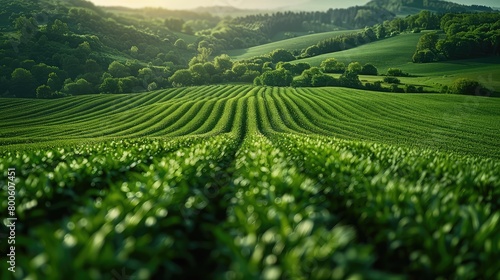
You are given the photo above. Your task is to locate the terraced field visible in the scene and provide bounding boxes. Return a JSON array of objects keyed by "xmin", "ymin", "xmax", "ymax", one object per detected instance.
[{"xmin": 1, "ymin": 86, "xmax": 499, "ymax": 279}]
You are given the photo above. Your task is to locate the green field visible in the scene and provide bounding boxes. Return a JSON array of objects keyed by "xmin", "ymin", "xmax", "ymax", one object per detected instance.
[
  {"xmin": 1, "ymin": 86, "xmax": 500, "ymax": 279},
  {"xmin": 292, "ymin": 32, "xmax": 500, "ymax": 93},
  {"xmin": 294, "ymin": 32, "xmax": 425, "ymax": 71},
  {"xmin": 227, "ymin": 30, "xmax": 360, "ymax": 60}
]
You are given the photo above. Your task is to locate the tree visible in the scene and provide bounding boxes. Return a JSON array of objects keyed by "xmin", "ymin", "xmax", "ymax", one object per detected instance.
[
  {"xmin": 412, "ymin": 49, "xmax": 437, "ymax": 63},
  {"xmin": 119, "ymin": 76, "xmax": 141, "ymax": 92},
  {"xmin": 384, "ymin": 77, "xmax": 400, "ymax": 84},
  {"xmin": 387, "ymin": 68, "xmax": 408, "ymax": 77},
  {"xmin": 376, "ymin": 24, "xmax": 387, "ymax": 39},
  {"xmin": 320, "ymin": 58, "xmax": 344, "ymax": 73},
  {"xmin": 47, "ymin": 72, "xmax": 63, "ymax": 91},
  {"xmin": 303, "ymin": 45, "xmax": 320, "ymax": 57},
  {"xmin": 450, "ymin": 78, "xmax": 490, "ymax": 96},
  {"xmin": 11, "ymin": 68, "xmax": 37, "ymax": 98},
  {"xmin": 339, "ymin": 72, "xmax": 362, "ymax": 88},
  {"xmin": 232, "ymin": 64, "xmax": 247, "ymax": 76},
  {"xmin": 108, "ymin": 61, "xmax": 130, "ymax": 78},
  {"xmin": 311, "ymin": 74, "xmax": 338, "ymax": 87},
  {"xmin": 174, "ymin": 39, "xmax": 187, "ymax": 49},
  {"xmin": 293, "ymin": 62, "xmax": 311, "ymax": 75},
  {"xmin": 214, "ymin": 55, "xmax": 233, "ymax": 73},
  {"xmin": 62, "ymin": 78, "xmax": 93, "ymax": 95},
  {"xmin": 416, "ymin": 32, "xmax": 439, "ymax": 51},
  {"xmin": 50, "ymin": 19, "xmax": 69, "ymax": 35},
  {"xmin": 99, "ymin": 78, "xmax": 121, "ymax": 94},
  {"xmin": 301, "ymin": 67, "xmax": 323, "ymax": 83},
  {"xmin": 169, "ymin": 69, "xmax": 193, "ymax": 87},
  {"xmin": 189, "ymin": 64, "xmax": 209, "ymax": 85},
  {"xmin": 147, "ymin": 82, "xmax": 158, "ymax": 91},
  {"xmin": 36, "ymin": 85, "xmax": 54, "ymax": 99},
  {"xmin": 347, "ymin": 62, "xmax": 363, "ymax": 74},
  {"xmin": 361, "ymin": 63, "xmax": 378, "ymax": 76},
  {"xmin": 259, "ymin": 69, "xmax": 293, "ymax": 87},
  {"xmin": 269, "ymin": 49, "xmax": 295, "ymax": 63}
]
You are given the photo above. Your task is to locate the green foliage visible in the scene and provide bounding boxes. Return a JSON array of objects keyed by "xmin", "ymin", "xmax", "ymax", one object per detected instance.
[
  {"xmin": 269, "ymin": 49, "xmax": 296, "ymax": 63},
  {"xmin": 99, "ymin": 77, "xmax": 121, "ymax": 94},
  {"xmin": 62, "ymin": 78, "xmax": 94, "ymax": 95},
  {"xmin": 320, "ymin": 58, "xmax": 345, "ymax": 74},
  {"xmin": 35, "ymin": 85, "xmax": 53, "ymax": 99},
  {"xmin": 347, "ymin": 62, "xmax": 363, "ymax": 74},
  {"xmin": 386, "ymin": 68, "xmax": 409, "ymax": 77},
  {"xmin": 384, "ymin": 76, "xmax": 401, "ymax": 84},
  {"xmin": 108, "ymin": 61, "xmax": 130, "ymax": 78},
  {"xmin": 311, "ymin": 74, "xmax": 338, "ymax": 87},
  {"xmin": 259, "ymin": 69, "xmax": 293, "ymax": 87},
  {"xmin": 10, "ymin": 68, "xmax": 37, "ymax": 97},
  {"xmin": 339, "ymin": 72, "xmax": 363, "ymax": 88},
  {"xmin": 361, "ymin": 63, "xmax": 378, "ymax": 76},
  {"xmin": 214, "ymin": 54, "xmax": 233, "ymax": 73},
  {"xmin": 450, "ymin": 78, "xmax": 490, "ymax": 96},
  {"xmin": 169, "ymin": 69, "xmax": 193, "ymax": 87}
]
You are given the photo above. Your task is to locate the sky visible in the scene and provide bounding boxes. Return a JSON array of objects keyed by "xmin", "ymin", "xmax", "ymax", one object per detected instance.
[{"xmin": 86, "ymin": 0, "xmax": 499, "ymax": 10}]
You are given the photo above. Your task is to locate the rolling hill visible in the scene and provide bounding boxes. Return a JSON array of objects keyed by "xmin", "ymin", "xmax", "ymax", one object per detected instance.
[
  {"xmin": 227, "ymin": 30, "xmax": 361, "ymax": 60},
  {"xmin": 1, "ymin": 86, "xmax": 500, "ymax": 279},
  {"xmin": 292, "ymin": 32, "xmax": 500, "ymax": 92}
]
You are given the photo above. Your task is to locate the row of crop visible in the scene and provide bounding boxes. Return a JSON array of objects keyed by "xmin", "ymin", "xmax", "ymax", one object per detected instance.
[
  {"xmin": 0, "ymin": 136, "xmax": 206, "ymax": 231},
  {"xmin": 3, "ymin": 134, "xmax": 242, "ymax": 279},
  {"xmin": 0, "ymin": 86, "xmax": 235, "ymax": 138},
  {"xmin": 216, "ymin": 133, "xmax": 398, "ymax": 279},
  {"xmin": 268, "ymin": 133, "xmax": 500, "ymax": 279}
]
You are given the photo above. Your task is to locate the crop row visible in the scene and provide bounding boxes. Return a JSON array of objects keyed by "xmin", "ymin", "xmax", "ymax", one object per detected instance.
[
  {"xmin": 267, "ymin": 133, "xmax": 500, "ymax": 279},
  {"xmin": 2, "ymin": 86, "xmax": 499, "ymax": 158}
]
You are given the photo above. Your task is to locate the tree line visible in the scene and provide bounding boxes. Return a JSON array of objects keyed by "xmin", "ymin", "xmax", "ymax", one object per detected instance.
[{"xmin": 412, "ymin": 13, "xmax": 500, "ymax": 63}]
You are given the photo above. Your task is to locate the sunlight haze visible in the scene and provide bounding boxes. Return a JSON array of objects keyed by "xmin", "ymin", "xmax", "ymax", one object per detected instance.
[
  {"xmin": 86, "ymin": 0, "xmax": 498, "ymax": 10},
  {"xmin": 87, "ymin": 0, "xmax": 370, "ymax": 9}
]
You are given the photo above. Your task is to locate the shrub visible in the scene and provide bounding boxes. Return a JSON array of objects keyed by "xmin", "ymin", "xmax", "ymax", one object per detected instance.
[
  {"xmin": 339, "ymin": 72, "xmax": 362, "ymax": 88},
  {"xmin": 390, "ymin": 84, "xmax": 403, "ymax": 93},
  {"xmin": 320, "ymin": 58, "xmax": 345, "ymax": 73},
  {"xmin": 269, "ymin": 49, "xmax": 295, "ymax": 63},
  {"xmin": 311, "ymin": 74, "xmax": 338, "ymax": 87},
  {"xmin": 360, "ymin": 63, "xmax": 378, "ymax": 76},
  {"xmin": 383, "ymin": 77, "xmax": 400, "ymax": 84},
  {"xmin": 291, "ymin": 76, "xmax": 311, "ymax": 87},
  {"xmin": 365, "ymin": 81, "xmax": 383, "ymax": 91},
  {"xmin": 386, "ymin": 68, "xmax": 409, "ymax": 77},
  {"xmin": 450, "ymin": 78, "xmax": 490, "ymax": 96},
  {"xmin": 260, "ymin": 69, "xmax": 293, "ymax": 87},
  {"xmin": 404, "ymin": 84, "xmax": 417, "ymax": 93}
]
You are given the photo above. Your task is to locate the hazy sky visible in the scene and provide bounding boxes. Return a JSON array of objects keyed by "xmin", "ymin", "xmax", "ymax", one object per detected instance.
[{"xmin": 87, "ymin": 0, "xmax": 498, "ymax": 10}]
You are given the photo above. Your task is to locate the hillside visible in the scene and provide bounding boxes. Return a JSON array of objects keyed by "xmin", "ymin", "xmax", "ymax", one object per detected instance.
[
  {"xmin": 2, "ymin": 86, "xmax": 499, "ymax": 157},
  {"xmin": 227, "ymin": 30, "xmax": 360, "ymax": 60}
]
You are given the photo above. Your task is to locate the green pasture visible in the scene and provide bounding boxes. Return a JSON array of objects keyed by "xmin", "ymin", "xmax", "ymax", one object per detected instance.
[
  {"xmin": 294, "ymin": 32, "xmax": 424, "ymax": 71},
  {"xmin": 227, "ymin": 30, "xmax": 360, "ymax": 60}
]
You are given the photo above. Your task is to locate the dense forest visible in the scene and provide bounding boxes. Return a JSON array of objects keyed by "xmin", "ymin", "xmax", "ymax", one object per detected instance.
[
  {"xmin": 366, "ymin": 0, "xmax": 493, "ymax": 13},
  {"xmin": 412, "ymin": 13, "xmax": 500, "ymax": 62}
]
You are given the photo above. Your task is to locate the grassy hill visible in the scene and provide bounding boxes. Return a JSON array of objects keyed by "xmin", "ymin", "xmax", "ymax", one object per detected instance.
[
  {"xmin": 1, "ymin": 86, "xmax": 499, "ymax": 279},
  {"xmin": 227, "ymin": 30, "xmax": 360, "ymax": 60},
  {"xmin": 294, "ymin": 32, "xmax": 423, "ymax": 71},
  {"xmin": 293, "ymin": 32, "xmax": 500, "ymax": 93}
]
